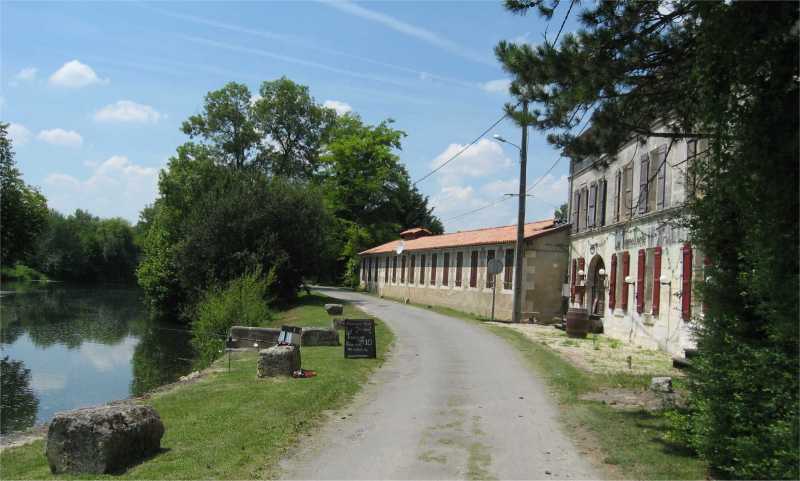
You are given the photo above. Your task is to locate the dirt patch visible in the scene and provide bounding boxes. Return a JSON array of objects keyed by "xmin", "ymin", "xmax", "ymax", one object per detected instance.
[
  {"xmin": 579, "ymin": 388, "xmax": 685, "ymax": 412},
  {"xmin": 489, "ymin": 323, "xmax": 682, "ymax": 377}
]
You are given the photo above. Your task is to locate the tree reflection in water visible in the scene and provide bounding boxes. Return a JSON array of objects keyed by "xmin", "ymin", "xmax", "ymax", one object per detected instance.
[{"xmin": 0, "ymin": 356, "xmax": 39, "ymax": 434}]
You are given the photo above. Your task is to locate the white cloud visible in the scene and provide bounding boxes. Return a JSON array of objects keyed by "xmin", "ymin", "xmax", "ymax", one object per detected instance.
[
  {"xmin": 323, "ymin": 99, "xmax": 353, "ymax": 115},
  {"xmin": 321, "ymin": 0, "xmax": 493, "ymax": 66},
  {"xmin": 49, "ymin": 60, "xmax": 108, "ymax": 88},
  {"xmin": 482, "ymin": 178, "xmax": 519, "ymax": 195},
  {"xmin": 15, "ymin": 67, "xmax": 38, "ymax": 81},
  {"xmin": 37, "ymin": 128, "xmax": 83, "ymax": 148},
  {"xmin": 482, "ymin": 78, "xmax": 511, "ymax": 94},
  {"xmin": 44, "ymin": 155, "xmax": 159, "ymax": 222},
  {"xmin": 430, "ymin": 138, "xmax": 512, "ymax": 184},
  {"xmin": 8, "ymin": 123, "xmax": 32, "ymax": 146},
  {"xmin": 80, "ymin": 337, "xmax": 138, "ymax": 372},
  {"xmin": 94, "ymin": 100, "xmax": 162, "ymax": 123},
  {"xmin": 30, "ymin": 372, "xmax": 67, "ymax": 392}
]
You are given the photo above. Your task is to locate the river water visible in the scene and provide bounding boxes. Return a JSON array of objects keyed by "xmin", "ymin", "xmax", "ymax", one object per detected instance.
[{"xmin": 0, "ymin": 283, "xmax": 194, "ymax": 434}]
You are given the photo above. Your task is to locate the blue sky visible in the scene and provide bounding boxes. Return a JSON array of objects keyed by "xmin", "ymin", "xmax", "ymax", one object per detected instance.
[{"xmin": 1, "ymin": 1, "xmax": 578, "ymax": 232}]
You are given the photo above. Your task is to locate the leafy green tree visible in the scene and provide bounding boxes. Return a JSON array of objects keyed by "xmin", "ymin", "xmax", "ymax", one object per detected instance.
[
  {"xmin": 554, "ymin": 203, "xmax": 568, "ymax": 224},
  {"xmin": 320, "ymin": 114, "xmax": 442, "ymax": 285},
  {"xmin": 180, "ymin": 78, "xmax": 335, "ymax": 178},
  {"xmin": 496, "ymin": 1, "xmax": 798, "ymax": 478},
  {"xmin": 0, "ymin": 123, "xmax": 48, "ymax": 266},
  {"xmin": 137, "ymin": 147, "xmax": 332, "ymax": 319},
  {"xmin": 254, "ymin": 77, "xmax": 337, "ymax": 178}
]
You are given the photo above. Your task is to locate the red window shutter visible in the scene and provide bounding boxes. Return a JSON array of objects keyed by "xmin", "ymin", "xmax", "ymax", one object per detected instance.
[
  {"xmin": 570, "ymin": 259, "xmax": 577, "ymax": 302},
  {"xmin": 621, "ymin": 252, "xmax": 630, "ymax": 310},
  {"xmin": 652, "ymin": 247, "xmax": 662, "ymax": 316},
  {"xmin": 578, "ymin": 257, "xmax": 586, "ymax": 304},
  {"xmin": 636, "ymin": 249, "xmax": 646, "ymax": 313},
  {"xmin": 609, "ymin": 254, "xmax": 617, "ymax": 310},
  {"xmin": 681, "ymin": 244, "xmax": 693, "ymax": 320}
]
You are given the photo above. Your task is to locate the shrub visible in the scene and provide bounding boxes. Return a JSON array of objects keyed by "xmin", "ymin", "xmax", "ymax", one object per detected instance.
[
  {"xmin": 0, "ymin": 264, "xmax": 48, "ymax": 282},
  {"xmin": 191, "ymin": 270, "xmax": 272, "ymax": 368}
]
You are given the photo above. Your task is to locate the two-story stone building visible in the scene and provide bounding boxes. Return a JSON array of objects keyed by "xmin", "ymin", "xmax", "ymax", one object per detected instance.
[
  {"xmin": 567, "ymin": 128, "xmax": 706, "ymax": 355},
  {"xmin": 358, "ymin": 219, "xmax": 569, "ymax": 322}
]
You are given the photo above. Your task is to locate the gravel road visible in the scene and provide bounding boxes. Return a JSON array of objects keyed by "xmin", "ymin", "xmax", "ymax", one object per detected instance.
[{"xmin": 279, "ymin": 287, "xmax": 600, "ymax": 480}]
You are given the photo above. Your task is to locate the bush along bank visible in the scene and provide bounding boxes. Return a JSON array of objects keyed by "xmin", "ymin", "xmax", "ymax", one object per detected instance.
[{"xmin": 0, "ymin": 292, "xmax": 394, "ymax": 479}]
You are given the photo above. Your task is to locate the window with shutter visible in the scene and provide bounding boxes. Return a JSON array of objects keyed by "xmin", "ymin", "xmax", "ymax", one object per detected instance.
[
  {"xmin": 588, "ymin": 184, "xmax": 596, "ymax": 228},
  {"xmin": 392, "ymin": 256, "xmax": 397, "ymax": 282},
  {"xmin": 486, "ymin": 250, "xmax": 496, "ymax": 288},
  {"xmin": 455, "ymin": 252, "xmax": 463, "ymax": 287},
  {"xmin": 636, "ymin": 249, "xmax": 646, "ymax": 313},
  {"xmin": 420, "ymin": 255, "xmax": 426, "ymax": 286},
  {"xmin": 469, "ymin": 251, "xmax": 478, "ymax": 287},
  {"xmin": 621, "ymin": 251, "xmax": 630, "ymax": 311},
  {"xmin": 431, "ymin": 253, "xmax": 438, "ymax": 285},
  {"xmin": 572, "ymin": 191, "xmax": 580, "ymax": 232},
  {"xmin": 598, "ymin": 179, "xmax": 607, "ymax": 226},
  {"xmin": 409, "ymin": 255, "xmax": 416, "ymax": 284},
  {"xmin": 582, "ymin": 187, "xmax": 589, "ymax": 230},
  {"xmin": 655, "ymin": 145, "xmax": 667, "ymax": 209},
  {"xmin": 652, "ymin": 247, "xmax": 662, "ymax": 316},
  {"xmin": 400, "ymin": 256, "xmax": 406, "ymax": 283},
  {"xmin": 681, "ymin": 244, "xmax": 693, "ymax": 320},
  {"xmin": 443, "ymin": 253, "xmax": 450, "ymax": 285},
  {"xmin": 384, "ymin": 257, "xmax": 389, "ymax": 283},
  {"xmin": 570, "ymin": 258, "xmax": 577, "ymax": 302},
  {"xmin": 609, "ymin": 254, "xmax": 617, "ymax": 309},
  {"xmin": 639, "ymin": 154, "xmax": 650, "ymax": 214},
  {"xmin": 367, "ymin": 258, "xmax": 372, "ymax": 282},
  {"xmin": 504, "ymin": 249, "xmax": 514, "ymax": 290},
  {"xmin": 686, "ymin": 140, "xmax": 697, "ymax": 199},
  {"xmin": 623, "ymin": 164, "xmax": 634, "ymax": 220},
  {"xmin": 578, "ymin": 257, "xmax": 586, "ymax": 305}
]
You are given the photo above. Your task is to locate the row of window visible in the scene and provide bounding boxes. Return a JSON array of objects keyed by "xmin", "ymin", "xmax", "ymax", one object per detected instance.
[
  {"xmin": 572, "ymin": 143, "xmax": 676, "ymax": 233},
  {"xmin": 361, "ymin": 247, "xmax": 515, "ymax": 290},
  {"xmin": 570, "ymin": 243, "xmax": 700, "ymax": 320}
]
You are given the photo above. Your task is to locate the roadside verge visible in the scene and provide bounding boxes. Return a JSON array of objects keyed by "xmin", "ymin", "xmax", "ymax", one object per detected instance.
[{"xmin": 0, "ymin": 292, "xmax": 394, "ymax": 480}]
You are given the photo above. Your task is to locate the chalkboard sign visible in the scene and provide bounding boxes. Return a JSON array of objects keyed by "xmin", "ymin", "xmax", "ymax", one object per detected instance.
[{"xmin": 344, "ymin": 319, "xmax": 376, "ymax": 359}]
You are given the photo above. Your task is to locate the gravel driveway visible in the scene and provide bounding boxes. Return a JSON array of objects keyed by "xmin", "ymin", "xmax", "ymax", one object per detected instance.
[{"xmin": 279, "ymin": 287, "xmax": 600, "ymax": 480}]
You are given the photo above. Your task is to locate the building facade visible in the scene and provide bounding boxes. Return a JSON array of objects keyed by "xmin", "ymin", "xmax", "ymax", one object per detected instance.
[
  {"xmin": 358, "ymin": 220, "xmax": 569, "ymax": 322},
  {"xmin": 568, "ymin": 129, "xmax": 706, "ymax": 355}
]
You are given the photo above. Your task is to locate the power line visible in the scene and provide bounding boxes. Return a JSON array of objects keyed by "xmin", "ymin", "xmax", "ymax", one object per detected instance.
[{"xmin": 412, "ymin": 111, "xmax": 511, "ymax": 186}]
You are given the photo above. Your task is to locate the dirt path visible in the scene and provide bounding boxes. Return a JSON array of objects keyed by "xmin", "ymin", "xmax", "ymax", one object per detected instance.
[{"xmin": 279, "ymin": 287, "xmax": 600, "ymax": 480}]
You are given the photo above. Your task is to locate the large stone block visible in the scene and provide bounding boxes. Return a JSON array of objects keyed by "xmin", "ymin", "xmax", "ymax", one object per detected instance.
[
  {"xmin": 46, "ymin": 404, "xmax": 164, "ymax": 474},
  {"xmin": 257, "ymin": 345, "xmax": 301, "ymax": 377},
  {"xmin": 324, "ymin": 303, "xmax": 343, "ymax": 316},
  {"xmin": 301, "ymin": 327, "xmax": 340, "ymax": 346},
  {"xmin": 228, "ymin": 326, "xmax": 280, "ymax": 349}
]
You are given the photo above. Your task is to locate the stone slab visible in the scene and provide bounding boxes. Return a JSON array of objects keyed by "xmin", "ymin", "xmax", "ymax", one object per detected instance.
[
  {"xmin": 46, "ymin": 404, "xmax": 164, "ymax": 474},
  {"xmin": 301, "ymin": 327, "xmax": 340, "ymax": 346},
  {"xmin": 258, "ymin": 345, "xmax": 301, "ymax": 377}
]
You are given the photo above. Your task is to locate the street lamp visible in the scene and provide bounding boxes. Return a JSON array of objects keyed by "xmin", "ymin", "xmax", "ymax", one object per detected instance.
[{"xmin": 493, "ymin": 134, "xmax": 521, "ymax": 151}]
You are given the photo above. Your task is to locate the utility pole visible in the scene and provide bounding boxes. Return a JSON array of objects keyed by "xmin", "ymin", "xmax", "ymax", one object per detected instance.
[{"xmin": 512, "ymin": 100, "xmax": 529, "ymax": 323}]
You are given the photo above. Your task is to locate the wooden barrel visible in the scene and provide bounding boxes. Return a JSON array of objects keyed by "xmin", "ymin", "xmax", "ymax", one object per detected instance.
[{"xmin": 566, "ymin": 308, "xmax": 590, "ymax": 339}]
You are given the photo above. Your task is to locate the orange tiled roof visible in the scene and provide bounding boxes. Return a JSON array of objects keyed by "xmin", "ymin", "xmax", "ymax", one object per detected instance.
[
  {"xmin": 360, "ymin": 219, "xmax": 561, "ymax": 255},
  {"xmin": 399, "ymin": 227, "xmax": 432, "ymax": 236}
]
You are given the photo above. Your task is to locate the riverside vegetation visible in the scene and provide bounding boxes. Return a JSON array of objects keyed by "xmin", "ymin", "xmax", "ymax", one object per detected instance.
[{"xmin": 0, "ymin": 292, "xmax": 394, "ymax": 479}]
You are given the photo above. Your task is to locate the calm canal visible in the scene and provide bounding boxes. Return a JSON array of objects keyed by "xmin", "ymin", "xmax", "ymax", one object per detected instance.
[{"xmin": 0, "ymin": 283, "xmax": 194, "ymax": 434}]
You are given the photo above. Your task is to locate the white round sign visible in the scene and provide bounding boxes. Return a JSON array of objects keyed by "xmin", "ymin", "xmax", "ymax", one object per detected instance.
[{"xmin": 487, "ymin": 258, "xmax": 504, "ymax": 275}]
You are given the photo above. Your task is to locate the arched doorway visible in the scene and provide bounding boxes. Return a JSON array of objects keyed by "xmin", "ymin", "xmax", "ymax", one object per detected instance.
[{"xmin": 586, "ymin": 255, "xmax": 606, "ymax": 317}]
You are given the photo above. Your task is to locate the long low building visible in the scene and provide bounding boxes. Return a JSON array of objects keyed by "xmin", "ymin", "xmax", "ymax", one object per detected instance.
[{"xmin": 358, "ymin": 219, "xmax": 569, "ymax": 322}]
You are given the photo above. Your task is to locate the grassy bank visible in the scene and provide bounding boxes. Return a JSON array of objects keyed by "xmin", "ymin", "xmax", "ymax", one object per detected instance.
[
  {"xmin": 0, "ymin": 293, "xmax": 393, "ymax": 480},
  {"xmin": 399, "ymin": 300, "xmax": 707, "ymax": 480}
]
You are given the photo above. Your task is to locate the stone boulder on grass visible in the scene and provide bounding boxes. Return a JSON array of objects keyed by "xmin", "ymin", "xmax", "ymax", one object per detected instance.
[{"xmin": 46, "ymin": 404, "xmax": 164, "ymax": 474}]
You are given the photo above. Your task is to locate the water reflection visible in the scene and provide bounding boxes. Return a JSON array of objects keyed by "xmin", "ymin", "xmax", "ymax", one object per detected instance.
[
  {"xmin": 0, "ymin": 284, "xmax": 194, "ymax": 433},
  {"xmin": 0, "ymin": 357, "xmax": 38, "ymax": 434}
]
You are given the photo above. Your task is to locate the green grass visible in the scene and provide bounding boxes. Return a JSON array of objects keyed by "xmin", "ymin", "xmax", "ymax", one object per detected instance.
[
  {"xmin": 0, "ymin": 264, "xmax": 49, "ymax": 283},
  {"xmin": 401, "ymin": 300, "xmax": 707, "ymax": 480},
  {"xmin": 0, "ymin": 292, "xmax": 394, "ymax": 480}
]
